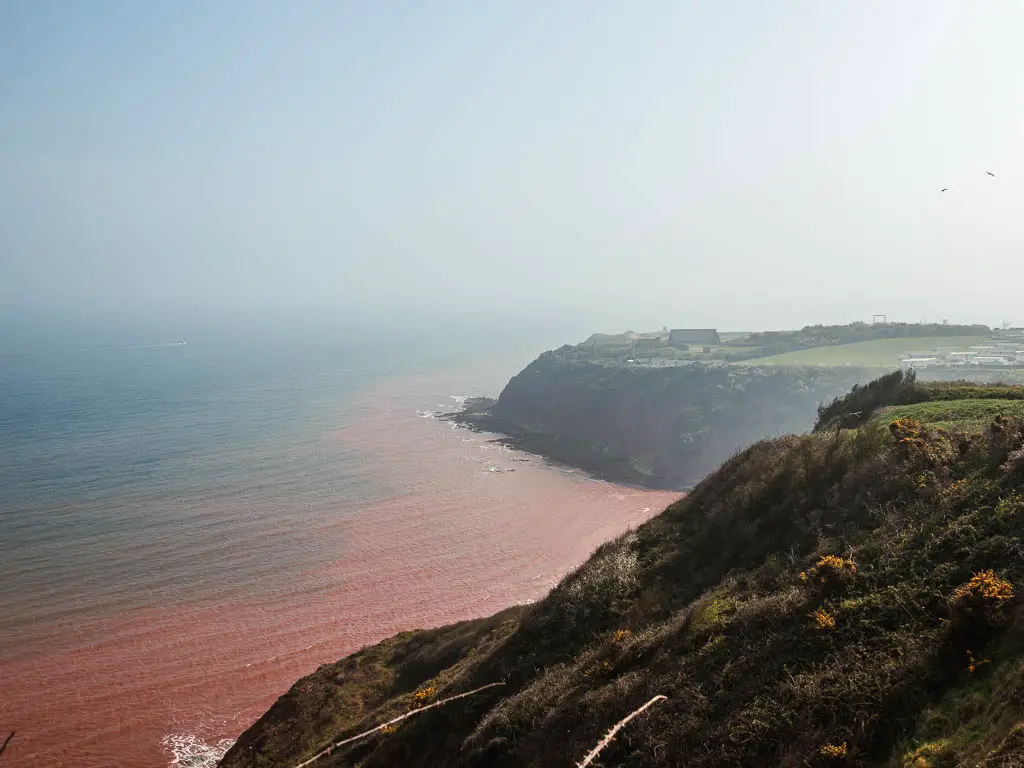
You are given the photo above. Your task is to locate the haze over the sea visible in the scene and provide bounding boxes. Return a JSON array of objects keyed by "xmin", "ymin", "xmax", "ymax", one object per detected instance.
[
  {"xmin": 4, "ymin": 1, "xmax": 1024, "ymax": 338},
  {"xmin": 3, "ymin": 1, "xmax": 1023, "ymax": 766}
]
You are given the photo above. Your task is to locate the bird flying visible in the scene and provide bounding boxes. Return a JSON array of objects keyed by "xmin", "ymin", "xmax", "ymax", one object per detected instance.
[
  {"xmin": 986, "ymin": 171, "xmax": 995, "ymax": 177},
  {"xmin": 941, "ymin": 188, "xmax": 948, "ymax": 192}
]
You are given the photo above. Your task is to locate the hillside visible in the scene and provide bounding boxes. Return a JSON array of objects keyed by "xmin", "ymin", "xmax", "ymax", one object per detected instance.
[
  {"xmin": 555, "ymin": 323, "xmax": 993, "ymax": 364},
  {"xmin": 223, "ymin": 376, "xmax": 1024, "ymax": 768},
  {"xmin": 744, "ymin": 336, "xmax": 989, "ymax": 368},
  {"xmin": 728, "ymin": 322, "xmax": 991, "ymax": 362},
  {"xmin": 814, "ymin": 369, "xmax": 1024, "ymax": 432},
  {"xmin": 449, "ymin": 352, "xmax": 871, "ymax": 489}
]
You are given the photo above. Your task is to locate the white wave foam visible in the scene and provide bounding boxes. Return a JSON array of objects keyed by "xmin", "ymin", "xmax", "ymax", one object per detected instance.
[{"xmin": 162, "ymin": 733, "xmax": 234, "ymax": 767}]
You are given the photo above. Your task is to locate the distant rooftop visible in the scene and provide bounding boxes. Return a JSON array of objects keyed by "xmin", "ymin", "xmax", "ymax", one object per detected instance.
[{"xmin": 669, "ymin": 328, "xmax": 721, "ymax": 345}]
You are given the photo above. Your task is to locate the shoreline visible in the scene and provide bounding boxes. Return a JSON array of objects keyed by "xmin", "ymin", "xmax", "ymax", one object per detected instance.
[
  {"xmin": 0, "ymin": 361, "xmax": 679, "ymax": 768},
  {"xmin": 442, "ymin": 402, "xmax": 686, "ymax": 492}
]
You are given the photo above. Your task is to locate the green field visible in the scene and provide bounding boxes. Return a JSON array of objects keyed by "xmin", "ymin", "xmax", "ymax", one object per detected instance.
[
  {"xmin": 743, "ymin": 336, "xmax": 989, "ymax": 367},
  {"xmin": 876, "ymin": 398, "xmax": 1024, "ymax": 430}
]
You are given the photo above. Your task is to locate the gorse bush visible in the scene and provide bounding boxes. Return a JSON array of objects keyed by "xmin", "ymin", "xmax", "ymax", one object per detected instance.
[
  {"xmin": 890, "ymin": 416, "xmax": 923, "ymax": 442},
  {"xmin": 411, "ymin": 687, "xmax": 437, "ymax": 708},
  {"xmin": 950, "ymin": 570, "xmax": 1014, "ymax": 626},
  {"xmin": 819, "ymin": 741, "xmax": 848, "ymax": 759},
  {"xmin": 801, "ymin": 555, "xmax": 857, "ymax": 597},
  {"xmin": 810, "ymin": 608, "xmax": 836, "ymax": 631},
  {"xmin": 610, "ymin": 629, "xmax": 633, "ymax": 646}
]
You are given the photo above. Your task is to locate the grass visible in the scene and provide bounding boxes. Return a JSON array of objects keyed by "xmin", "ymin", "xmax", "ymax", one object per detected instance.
[
  {"xmin": 878, "ymin": 399, "xmax": 1024, "ymax": 430},
  {"xmin": 225, "ymin": 373, "xmax": 1024, "ymax": 768},
  {"xmin": 814, "ymin": 369, "xmax": 1024, "ymax": 432},
  {"xmin": 744, "ymin": 336, "xmax": 989, "ymax": 367}
]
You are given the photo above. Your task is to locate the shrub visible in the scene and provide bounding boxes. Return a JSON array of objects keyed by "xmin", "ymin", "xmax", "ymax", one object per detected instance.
[
  {"xmin": 554, "ymin": 534, "xmax": 640, "ymax": 629},
  {"xmin": 902, "ymin": 740, "xmax": 954, "ymax": 767},
  {"xmin": 411, "ymin": 686, "xmax": 437, "ymax": 708},
  {"xmin": 820, "ymin": 741, "xmax": 848, "ymax": 759},
  {"xmin": 890, "ymin": 417, "xmax": 924, "ymax": 442},
  {"xmin": 801, "ymin": 555, "xmax": 857, "ymax": 596},
  {"xmin": 948, "ymin": 570, "xmax": 1014, "ymax": 638},
  {"xmin": 889, "ymin": 417, "xmax": 958, "ymax": 470},
  {"xmin": 611, "ymin": 629, "xmax": 633, "ymax": 646},
  {"xmin": 684, "ymin": 592, "xmax": 737, "ymax": 637},
  {"xmin": 1001, "ymin": 445, "xmax": 1024, "ymax": 476},
  {"xmin": 950, "ymin": 570, "xmax": 1014, "ymax": 621},
  {"xmin": 811, "ymin": 608, "xmax": 836, "ymax": 631},
  {"xmin": 815, "ymin": 369, "xmax": 923, "ymax": 432}
]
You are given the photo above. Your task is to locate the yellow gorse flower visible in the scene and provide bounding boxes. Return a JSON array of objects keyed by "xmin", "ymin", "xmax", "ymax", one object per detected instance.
[
  {"xmin": 611, "ymin": 629, "xmax": 633, "ymax": 646},
  {"xmin": 412, "ymin": 686, "xmax": 438, "ymax": 708},
  {"xmin": 811, "ymin": 608, "xmax": 836, "ymax": 631},
  {"xmin": 801, "ymin": 555, "xmax": 857, "ymax": 589},
  {"xmin": 966, "ymin": 649, "xmax": 991, "ymax": 674},
  {"xmin": 820, "ymin": 741, "xmax": 848, "ymax": 758},
  {"xmin": 953, "ymin": 570, "xmax": 1014, "ymax": 604}
]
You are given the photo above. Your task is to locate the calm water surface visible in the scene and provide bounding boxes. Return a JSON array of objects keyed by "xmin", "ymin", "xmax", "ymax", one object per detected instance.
[{"xmin": 0, "ymin": 335, "xmax": 678, "ymax": 767}]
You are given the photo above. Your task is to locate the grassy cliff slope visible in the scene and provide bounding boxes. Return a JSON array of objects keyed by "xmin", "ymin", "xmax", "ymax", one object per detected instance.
[
  {"xmin": 223, "ymin": 379, "xmax": 1024, "ymax": 768},
  {"xmin": 453, "ymin": 352, "xmax": 871, "ymax": 489}
]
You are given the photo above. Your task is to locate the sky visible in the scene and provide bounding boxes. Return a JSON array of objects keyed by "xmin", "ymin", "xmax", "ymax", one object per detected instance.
[{"xmin": 2, "ymin": 1, "xmax": 1024, "ymax": 341}]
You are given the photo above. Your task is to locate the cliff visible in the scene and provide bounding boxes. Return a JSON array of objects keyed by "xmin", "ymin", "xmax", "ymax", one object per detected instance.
[
  {"xmin": 452, "ymin": 351, "xmax": 872, "ymax": 489},
  {"xmin": 222, "ymin": 376, "xmax": 1024, "ymax": 768}
]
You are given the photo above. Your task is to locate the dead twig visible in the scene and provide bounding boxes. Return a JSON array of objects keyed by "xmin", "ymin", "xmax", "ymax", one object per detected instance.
[
  {"xmin": 577, "ymin": 695, "xmax": 668, "ymax": 767},
  {"xmin": 292, "ymin": 682, "xmax": 504, "ymax": 768},
  {"xmin": 0, "ymin": 732, "xmax": 15, "ymax": 761}
]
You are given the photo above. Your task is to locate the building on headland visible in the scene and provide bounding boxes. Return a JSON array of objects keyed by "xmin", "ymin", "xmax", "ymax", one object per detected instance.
[{"xmin": 668, "ymin": 329, "xmax": 721, "ymax": 347}]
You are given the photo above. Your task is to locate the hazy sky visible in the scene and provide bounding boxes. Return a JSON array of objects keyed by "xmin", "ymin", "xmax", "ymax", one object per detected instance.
[{"xmin": 3, "ymin": 1, "xmax": 1023, "ymax": 337}]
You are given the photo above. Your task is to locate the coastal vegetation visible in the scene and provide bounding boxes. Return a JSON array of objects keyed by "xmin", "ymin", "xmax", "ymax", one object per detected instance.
[
  {"xmin": 814, "ymin": 369, "xmax": 1024, "ymax": 431},
  {"xmin": 223, "ymin": 374, "xmax": 1024, "ymax": 768},
  {"xmin": 729, "ymin": 322, "xmax": 991, "ymax": 361},
  {"xmin": 451, "ymin": 353, "xmax": 871, "ymax": 489},
  {"xmin": 560, "ymin": 322, "xmax": 993, "ymax": 365},
  {"xmin": 744, "ymin": 336, "xmax": 989, "ymax": 367},
  {"xmin": 450, "ymin": 327, "xmax": 1024, "ymax": 493}
]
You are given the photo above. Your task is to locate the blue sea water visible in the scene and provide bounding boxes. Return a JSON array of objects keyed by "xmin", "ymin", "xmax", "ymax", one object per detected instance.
[
  {"xmin": 1, "ymin": 337, "xmax": 381, "ymax": 643},
  {"xmin": 0, "ymin": 329, "xmax": 529, "ymax": 650},
  {"xmin": 0, "ymin": 322, "xmax": 579, "ymax": 767}
]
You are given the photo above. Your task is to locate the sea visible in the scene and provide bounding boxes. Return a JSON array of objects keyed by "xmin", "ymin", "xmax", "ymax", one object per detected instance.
[{"xmin": 0, "ymin": 328, "xmax": 679, "ymax": 767}]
